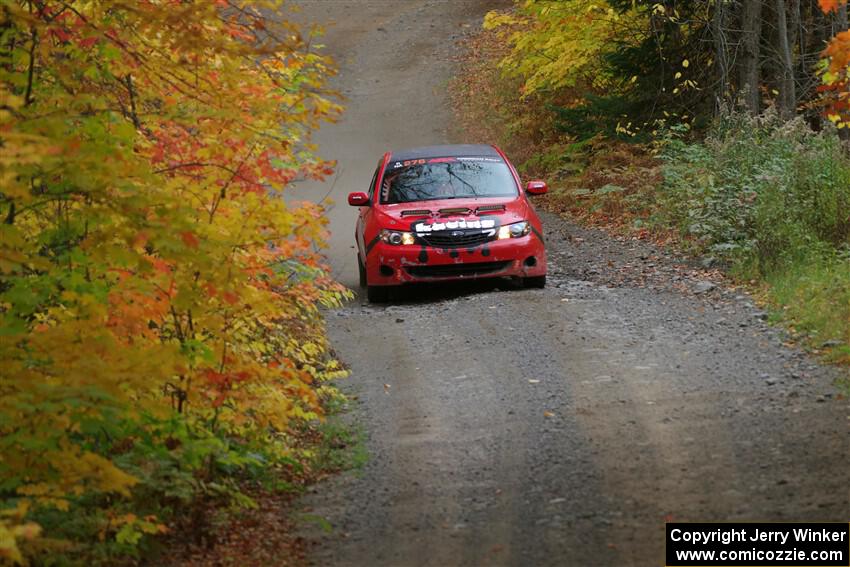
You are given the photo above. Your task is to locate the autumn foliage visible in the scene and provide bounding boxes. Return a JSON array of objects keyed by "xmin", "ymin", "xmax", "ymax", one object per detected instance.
[
  {"xmin": 0, "ymin": 1, "xmax": 348, "ymax": 563},
  {"xmin": 487, "ymin": 0, "xmax": 850, "ymax": 135},
  {"xmin": 484, "ymin": 0, "xmax": 644, "ymax": 97},
  {"xmin": 819, "ymin": 0, "xmax": 850, "ymax": 125}
]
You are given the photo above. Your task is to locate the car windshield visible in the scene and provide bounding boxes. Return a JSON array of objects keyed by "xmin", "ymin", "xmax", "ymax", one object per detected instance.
[{"xmin": 379, "ymin": 157, "xmax": 518, "ymax": 204}]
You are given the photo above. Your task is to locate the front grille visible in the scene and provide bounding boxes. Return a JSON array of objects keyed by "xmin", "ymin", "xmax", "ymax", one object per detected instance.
[
  {"xmin": 418, "ymin": 230, "xmax": 495, "ymax": 248},
  {"xmin": 405, "ymin": 261, "xmax": 511, "ymax": 279}
]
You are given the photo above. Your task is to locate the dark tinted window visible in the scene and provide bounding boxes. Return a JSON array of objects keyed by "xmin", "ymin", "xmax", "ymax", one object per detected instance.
[{"xmin": 379, "ymin": 157, "xmax": 518, "ymax": 204}]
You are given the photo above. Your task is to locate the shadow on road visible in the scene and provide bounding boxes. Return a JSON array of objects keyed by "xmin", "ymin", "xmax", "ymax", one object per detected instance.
[{"xmin": 350, "ymin": 277, "xmax": 528, "ymax": 307}]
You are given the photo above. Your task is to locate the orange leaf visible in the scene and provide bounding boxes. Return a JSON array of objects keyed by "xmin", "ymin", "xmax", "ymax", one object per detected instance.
[{"xmin": 818, "ymin": 0, "xmax": 844, "ymax": 12}]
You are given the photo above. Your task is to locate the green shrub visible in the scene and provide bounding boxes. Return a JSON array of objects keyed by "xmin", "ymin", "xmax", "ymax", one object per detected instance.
[{"xmin": 658, "ymin": 112, "xmax": 850, "ymax": 275}]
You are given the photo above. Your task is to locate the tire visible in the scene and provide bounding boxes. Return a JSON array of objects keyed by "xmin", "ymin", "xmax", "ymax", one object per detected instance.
[
  {"xmin": 367, "ymin": 285, "xmax": 389, "ymax": 303},
  {"xmin": 523, "ymin": 275, "xmax": 546, "ymax": 289},
  {"xmin": 358, "ymin": 254, "xmax": 367, "ymax": 288}
]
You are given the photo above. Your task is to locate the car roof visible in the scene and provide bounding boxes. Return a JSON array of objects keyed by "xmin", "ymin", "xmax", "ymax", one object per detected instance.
[{"xmin": 388, "ymin": 144, "xmax": 501, "ymax": 162}]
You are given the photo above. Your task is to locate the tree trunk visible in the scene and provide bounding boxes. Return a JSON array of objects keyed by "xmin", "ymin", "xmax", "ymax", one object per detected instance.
[
  {"xmin": 789, "ymin": 0, "xmax": 801, "ymax": 73},
  {"xmin": 738, "ymin": 0, "xmax": 763, "ymax": 114},
  {"xmin": 713, "ymin": 0, "xmax": 731, "ymax": 110},
  {"xmin": 776, "ymin": 0, "xmax": 797, "ymax": 118}
]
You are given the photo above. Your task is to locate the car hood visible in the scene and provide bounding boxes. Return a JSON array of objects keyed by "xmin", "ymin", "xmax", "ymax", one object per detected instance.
[{"xmin": 376, "ymin": 196, "xmax": 530, "ymax": 231}]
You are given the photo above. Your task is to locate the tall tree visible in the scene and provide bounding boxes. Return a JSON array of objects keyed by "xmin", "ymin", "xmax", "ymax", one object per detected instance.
[
  {"xmin": 776, "ymin": 0, "xmax": 798, "ymax": 116},
  {"xmin": 739, "ymin": 0, "xmax": 764, "ymax": 114},
  {"xmin": 713, "ymin": 0, "xmax": 732, "ymax": 108}
]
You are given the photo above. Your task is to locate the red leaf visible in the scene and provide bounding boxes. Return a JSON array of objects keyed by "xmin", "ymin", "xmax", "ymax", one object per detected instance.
[
  {"xmin": 48, "ymin": 27, "xmax": 72, "ymax": 42},
  {"xmin": 181, "ymin": 231, "xmax": 199, "ymax": 248}
]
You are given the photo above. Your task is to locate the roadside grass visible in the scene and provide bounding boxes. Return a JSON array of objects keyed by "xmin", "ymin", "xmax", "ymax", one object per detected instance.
[
  {"xmin": 766, "ymin": 259, "xmax": 850, "ymax": 365},
  {"xmin": 450, "ymin": 22, "xmax": 850, "ymax": 373},
  {"xmin": 311, "ymin": 420, "xmax": 368, "ymax": 476},
  {"xmin": 308, "ymin": 387, "xmax": 368, "ymax": 476}
]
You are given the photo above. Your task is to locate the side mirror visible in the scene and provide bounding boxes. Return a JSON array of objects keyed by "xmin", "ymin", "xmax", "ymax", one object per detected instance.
[
  {"xmin": 348, "ymin": 192, "xmax": 370, "ymax": 207},
  {"xmin": 525, "ymin": 181, "xmax": 548, "ymax": 195}
]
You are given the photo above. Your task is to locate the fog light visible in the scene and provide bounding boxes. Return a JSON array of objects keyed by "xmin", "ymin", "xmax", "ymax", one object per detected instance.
[{"xmin": 379, "ymin": 265, "xmax": 394, "ymax": 277}]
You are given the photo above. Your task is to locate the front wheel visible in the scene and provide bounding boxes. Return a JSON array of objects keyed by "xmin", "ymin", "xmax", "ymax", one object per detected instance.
[
  {"xmin": 367, "ymin": 285, "xmax": 389, "ymax": 303},
  {"xmin": 523, "ymin": 275, "xmax": 546, "ymax": 289}
]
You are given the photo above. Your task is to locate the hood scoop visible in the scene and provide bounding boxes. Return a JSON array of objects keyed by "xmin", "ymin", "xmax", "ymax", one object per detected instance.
[
  {"xmin": 476, "ymin": 204, "xmax": 506, "ymax": 215},
  {"xmin": 438, "ymin": 207, "xmax": 472, "ymax": 216},
  {"xmin": 403, "ymin": 204, "xmax": 505, "ymax": 217},
  {"xmin": 400, "ymin": 209, "xmax": 432, "ymax": 217}
]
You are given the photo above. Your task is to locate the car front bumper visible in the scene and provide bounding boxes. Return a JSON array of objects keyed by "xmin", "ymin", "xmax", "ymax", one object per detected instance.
[{"xmin": 364, "ymin": 234, "xmax": 547, "ymax": 286}]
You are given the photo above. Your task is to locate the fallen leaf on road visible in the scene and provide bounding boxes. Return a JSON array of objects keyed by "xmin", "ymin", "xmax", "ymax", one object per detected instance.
[{"xmin": 543, "ymin": 411, "xmax": 555, "ymax": 417}]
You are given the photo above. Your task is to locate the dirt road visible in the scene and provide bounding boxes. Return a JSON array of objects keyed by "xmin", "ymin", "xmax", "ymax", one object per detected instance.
[{"xmin": 291, "ymin": 1, "xmax": 850, "ymax": 565}]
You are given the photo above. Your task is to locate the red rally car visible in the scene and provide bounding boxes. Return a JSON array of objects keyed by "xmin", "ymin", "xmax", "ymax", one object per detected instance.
[{"xmin": 348, "ymin": 144, "xmax": 548, "ymax": 302}]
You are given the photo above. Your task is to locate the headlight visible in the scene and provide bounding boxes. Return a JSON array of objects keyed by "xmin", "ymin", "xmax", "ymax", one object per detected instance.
[
  {"xmin": 497, "ymin": 221, "xmax": 531, "ymax": 240},
  {"xmin": 380, "ymin": 229, "xmax": 415, "ymax": 245}
]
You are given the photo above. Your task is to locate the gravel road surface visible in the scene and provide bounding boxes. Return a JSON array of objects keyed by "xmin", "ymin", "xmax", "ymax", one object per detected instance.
[{"xmin": 291, "ymin": 1, "xmax": 850, "ymax": 565}]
